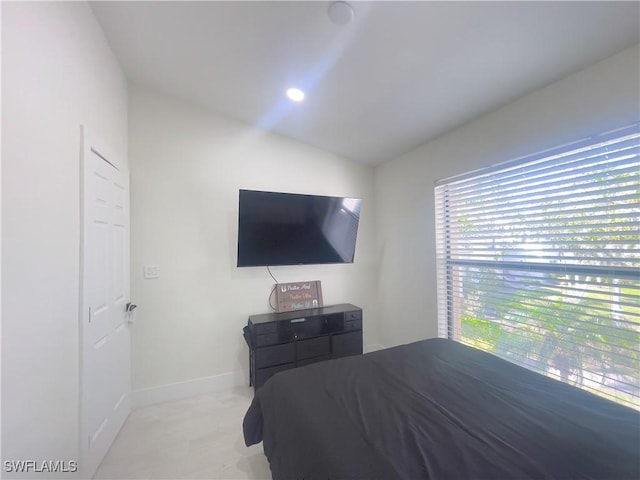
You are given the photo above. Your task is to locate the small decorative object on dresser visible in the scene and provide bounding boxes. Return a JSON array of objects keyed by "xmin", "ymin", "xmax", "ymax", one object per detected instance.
[
  {"xmin": 275, "ymin": 280, "xmax": 323, "ymax": 312},
  {"xmin": 242, "ymin": 303, "xmax": 362, "ymax": 391}
]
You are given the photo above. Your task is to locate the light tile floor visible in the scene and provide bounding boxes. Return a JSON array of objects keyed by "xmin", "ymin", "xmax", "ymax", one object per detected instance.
[{"xmin": 94, "ymin": 387, "xmax": 271, "ymax": 480}]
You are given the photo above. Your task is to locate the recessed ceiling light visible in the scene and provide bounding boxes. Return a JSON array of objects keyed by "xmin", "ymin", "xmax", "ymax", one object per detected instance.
[
  {"xmin": 286, "ymin": 88, "xmax": 305, "ymax": 102},
  {"xmin": 328, "ymin": 1, "xmax": 354, "ymax": 25}
]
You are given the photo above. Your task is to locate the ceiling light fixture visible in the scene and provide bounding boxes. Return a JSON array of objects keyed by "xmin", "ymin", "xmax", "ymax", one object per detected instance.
[
  {"xmin": 327, "ymin": 1, "xmax": 354, "ymax": 25},
  {"xmin": 286, "ymin": 87, "xmax": 305, "ymax": 102}
]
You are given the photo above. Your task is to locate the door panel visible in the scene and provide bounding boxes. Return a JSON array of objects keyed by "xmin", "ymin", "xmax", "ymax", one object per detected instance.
[{"xmin": 80, "ymin": 127, "xmax": 131, "ymax": 479}]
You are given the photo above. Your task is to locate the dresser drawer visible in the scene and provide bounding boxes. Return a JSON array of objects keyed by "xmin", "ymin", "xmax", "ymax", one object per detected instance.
[
  {"xmin": 255, "ymin": 333, "xmax": 278, "ymax": 347},
  {"xmin": 255, "ymin": 342, "xmax": 295, "ymax": 368},
  {"xmin": 332, "ymin": 330, "xmax": 363, "ymax": 359},
  {"xmin": 345, "ymin": 319, "xmax": 362, "ymax": 331},
  {"xmin": 345, "ymin": 310, "xmax": 362, "ymax": 321},
  {"xmin": 296, "ymin": 336, "xmax": 330, "ymax": 360},
  {"xmin": 253, "ymin": 322, "xmax": 277, "ymax": 335}
]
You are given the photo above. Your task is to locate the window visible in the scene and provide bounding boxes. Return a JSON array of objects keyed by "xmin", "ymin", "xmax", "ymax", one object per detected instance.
[{"xmin": 435, "ymin": 124, "xmax": 639, "ymax": 410}]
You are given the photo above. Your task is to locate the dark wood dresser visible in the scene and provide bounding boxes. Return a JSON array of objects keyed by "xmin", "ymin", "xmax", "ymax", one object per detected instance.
[{"xmin": 243, "ymin": 303, "xmax": 363, "ymax": 391}]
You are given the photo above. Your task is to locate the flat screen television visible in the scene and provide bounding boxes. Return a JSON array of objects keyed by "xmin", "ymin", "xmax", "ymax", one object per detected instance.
[{"xmin": 237, "ymin": 189, "xmax": 361, "ymax": 267}]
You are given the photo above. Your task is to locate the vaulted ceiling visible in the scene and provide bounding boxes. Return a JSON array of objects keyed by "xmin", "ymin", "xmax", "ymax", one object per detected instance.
[{"xmin": 91, "ymin": 1, "xmax": 640, "ymax": 165}]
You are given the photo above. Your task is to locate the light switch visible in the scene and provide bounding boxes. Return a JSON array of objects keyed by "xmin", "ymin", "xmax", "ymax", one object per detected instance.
[{"xmin": 143, "ymin": 264, "xmax": 160, "ymax": 279}]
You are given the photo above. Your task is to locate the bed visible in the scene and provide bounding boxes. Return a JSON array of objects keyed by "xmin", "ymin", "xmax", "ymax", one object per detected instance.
[{"xmin": 243, "ymin": 338, "xmax": 639, "ymax": 480}]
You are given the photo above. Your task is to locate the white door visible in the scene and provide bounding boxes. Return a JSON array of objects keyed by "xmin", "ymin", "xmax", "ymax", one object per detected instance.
[{"xmin": 80, "ymin": 127, "xmax": 131, "ymax": 478}]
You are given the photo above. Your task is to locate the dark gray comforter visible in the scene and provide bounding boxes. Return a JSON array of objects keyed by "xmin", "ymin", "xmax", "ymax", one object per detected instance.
[{"xmin": 243, "ymin": 338, "xmax": 639, "ymax": 479}]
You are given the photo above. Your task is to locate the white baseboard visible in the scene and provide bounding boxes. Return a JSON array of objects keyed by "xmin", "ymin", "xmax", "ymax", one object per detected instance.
[
  {"xmin": 131, "ymin": 370, "xmax": 247, "ymax": 408},
  {"xmin": 365, "ymin": 344, "xmax": 385, "ymax": 353},
  {"xmin": 132, "ymin": 346, "xmax": 386, "ymax": 408}
]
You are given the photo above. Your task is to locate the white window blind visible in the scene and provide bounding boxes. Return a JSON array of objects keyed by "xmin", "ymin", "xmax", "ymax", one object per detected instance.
[{"xmin": 435, "ymin": 124, "xmax": 639, "ymax": 410}]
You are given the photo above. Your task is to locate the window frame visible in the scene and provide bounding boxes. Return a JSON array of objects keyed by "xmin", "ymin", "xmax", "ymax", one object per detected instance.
[{"xmin": 434, "ymin": 123, "xmax": 640, "ymax": 409}]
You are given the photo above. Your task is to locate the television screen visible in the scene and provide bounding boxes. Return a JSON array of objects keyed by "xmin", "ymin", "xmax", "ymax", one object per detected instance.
[{"xmin": 237, "ymin": 190, "xmax": 361, "ymax": 267}]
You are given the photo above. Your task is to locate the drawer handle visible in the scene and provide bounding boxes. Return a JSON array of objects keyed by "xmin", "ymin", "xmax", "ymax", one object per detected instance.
[{"xmin": 291, "ymin": 318, "xmax": 306, "ymax": 323}]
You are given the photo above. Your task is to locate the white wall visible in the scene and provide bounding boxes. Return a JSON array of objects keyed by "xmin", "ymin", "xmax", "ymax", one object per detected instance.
[
  {"xmin": 374, "ymin": 44, "xmax": 640, "ymax": 348},
  {"xmin": 128, "ymin": 86, "xmax": 378, "ymax": 402},
  {"xmin": 1, "ymin": 1, "xmax": 127, "ymax": 474}
]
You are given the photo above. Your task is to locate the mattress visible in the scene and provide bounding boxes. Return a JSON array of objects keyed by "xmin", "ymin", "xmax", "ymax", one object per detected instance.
[{"xmin": 243, "ymin": 338, "xmax": 639, "ymax": 479}]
